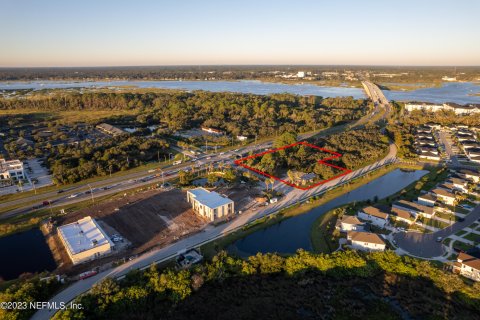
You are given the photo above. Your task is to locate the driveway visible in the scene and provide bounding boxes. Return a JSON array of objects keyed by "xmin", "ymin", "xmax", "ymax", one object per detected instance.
[{"xmin": 394, "ymin": 204, "xmax": 480, "ymax": 258}]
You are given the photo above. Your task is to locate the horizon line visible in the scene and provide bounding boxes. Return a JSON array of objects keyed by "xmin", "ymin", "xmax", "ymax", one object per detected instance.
[{"xmin": 1, "ymin": 63, "xmax": 480, "ymax": 69}]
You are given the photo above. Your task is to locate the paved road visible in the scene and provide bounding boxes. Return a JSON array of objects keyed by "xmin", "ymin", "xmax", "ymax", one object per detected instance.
[
  {"xmin": 31, "ymin": 140, "xmax": 397, "ymax": 320},
  {"xmin": 438, "ymin": 130, "xmax": 459, "ymax": 166},
  {"xmin": 394, "ymin": 205, "xmax": 480, "ymax": 258},
  {"xmin": 361, "ymin": 81, "xmax": 391, "ymax": 121}
]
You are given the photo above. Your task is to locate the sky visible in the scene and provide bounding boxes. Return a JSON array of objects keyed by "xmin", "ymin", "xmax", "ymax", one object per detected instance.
[{"xmin": 1, "ymin": 0, "xmax": 479, "ymax": 67}]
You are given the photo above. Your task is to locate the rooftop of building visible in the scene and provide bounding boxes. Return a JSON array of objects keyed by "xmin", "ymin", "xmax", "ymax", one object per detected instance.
[
  {"xmin": 341, "ymin": 215, "xmax": 363, "ymax": 225},
  {"xmin": 188, "ymin": 187, "xmax": 233, "ymax": 209},
  {"xmin": 347, "ymin": 231, "xmax": 385, "ymax": 245},
  {"xmin": 360, "ymin": 206, "xmax": 389, "ymax": 219},
  {"xmin": 394, "ymin": 200, "xmax": 433, "ymax": 215},
  {"xmin": 457, "ymin": 252, "xmax": 480, "ymax": 270},
  {"xmin": 58, "ymin": 216, "xmax": 112, "ymax": 255}
]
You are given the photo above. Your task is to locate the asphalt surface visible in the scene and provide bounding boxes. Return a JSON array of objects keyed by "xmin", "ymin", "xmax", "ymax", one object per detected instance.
[
  {"xmin": 31, "ymin": 92, "xmax": 393, "ymax": 320},
  {"xmin": 31, "ymin": 143, "xmax": 398, "ymax": 320},
  {"xmin": 394, "ymin": 205, "xmax": 480, "ymax": 258}
]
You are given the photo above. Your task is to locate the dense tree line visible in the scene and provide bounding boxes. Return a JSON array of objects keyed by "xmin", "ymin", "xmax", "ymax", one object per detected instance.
[
  {"xmin": 0, "ymin": 276, "xmax": 61, "ymax": 320},
  {"xmin": 47, "ymin": 136, "xmax": 169, "ymax": 184},
  {"xmin": 0, "ymin": 91, "xmax": 367, "ymax": 138},
  {"xmin": 405, "ymin": 109, "xmax": 480, "ymax": 126},
  {"xmin": 48, "ymin": 250, "xmax": 480, "ymax": 320},
  {"xmin": 248, "ymin": 127, "xmax": 389, "ymax": 181},
  {"xmin": 1, "ymin": 66, "xmax": 478, "ymax": 82}
]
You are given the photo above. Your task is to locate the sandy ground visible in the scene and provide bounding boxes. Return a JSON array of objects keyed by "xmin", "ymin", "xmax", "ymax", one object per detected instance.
[{"xmin": 49, "ymin": 188, "xmax": 207, "ymax": 276}]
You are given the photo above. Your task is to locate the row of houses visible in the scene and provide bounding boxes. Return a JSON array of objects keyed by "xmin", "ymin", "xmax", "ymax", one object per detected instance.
[
  {"xmin": 415, "ymin": 125, "xmax": 441, "ymax": 161},
  {"xmin": 405, "ymin": 102, "xmax": 480, "ymax": 115},
  {"xmin": 334, "ymin": 169, "xmax": 479, "ymax": 253},
  {"xmin": 454, "ymin": 128, "xmax": 480, "ymax": 163}
]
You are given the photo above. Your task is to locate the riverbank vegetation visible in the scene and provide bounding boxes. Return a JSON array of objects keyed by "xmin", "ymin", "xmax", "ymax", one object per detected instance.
[
  {"xmin": 0, "ymin": 275, "xmax": 61, "ymax": 320},
  {"xmin": 48, "ymin": 250, "xmax": 480, "ymax": 320}
]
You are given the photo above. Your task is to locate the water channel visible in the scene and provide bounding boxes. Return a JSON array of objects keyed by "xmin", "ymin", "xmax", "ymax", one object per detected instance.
[{"xmin": 228, "ymin": 169, "xmax": 428, "ymax": 257}]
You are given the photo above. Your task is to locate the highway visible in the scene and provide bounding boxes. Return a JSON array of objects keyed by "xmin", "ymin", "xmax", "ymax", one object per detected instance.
[
  {"xmin": 32, "ymin": 140, "xmax": 397, "ymax": 320},
  {"xmin": 361, "ymin": 80, "xmax": 391, "ymax": 121},
  {"xmin": 31, "ymin": 86, "xmax": 394, "ymax": 319}
]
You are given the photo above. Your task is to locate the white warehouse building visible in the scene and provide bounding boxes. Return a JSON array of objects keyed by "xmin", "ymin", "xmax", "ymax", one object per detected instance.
[
  {"xmin": 58, "ymin": 216, "xmax": 113, "ymax": 265},
  {"xmin": 187, "ymin": 187, "xmax": 234, "ymax": 222}
]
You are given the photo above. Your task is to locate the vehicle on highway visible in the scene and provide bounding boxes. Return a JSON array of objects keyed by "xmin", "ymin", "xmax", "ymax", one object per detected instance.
[
  {"xmin": 57, "ymin": 190, "xmax": 64, "ymax": 194},
  {"xmin": 173, "ymin": 160, "xmax": 182, "ymax": 165},
  {"xmin": 436, "ymin": 236, "xmax": 443, "ymax": 242},
  {"xmin": 68, "ymin": 193, "xmax": 79, "ymax": 198},
  {"xmin": 79, "ymin": 270, "xmax": 98, "ymax": 280},
  {"xmin": 42, "ymin": 200, "xmax": 52, "ymax": 206}
]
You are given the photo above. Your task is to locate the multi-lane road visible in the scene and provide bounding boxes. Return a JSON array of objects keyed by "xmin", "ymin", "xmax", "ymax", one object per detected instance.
[
  {"xmin": 29, "ymin": 85, "xmax": 397, "ymax": 320},
  {"xmin": 32, "ymin": 141, "xmax": 398, "ymax": 320}
]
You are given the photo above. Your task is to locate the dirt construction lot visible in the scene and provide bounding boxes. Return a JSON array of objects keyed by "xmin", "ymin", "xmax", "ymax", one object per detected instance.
[{"xmin": 59, "ymin": 188, "xmax": 206, "ymax": 255}]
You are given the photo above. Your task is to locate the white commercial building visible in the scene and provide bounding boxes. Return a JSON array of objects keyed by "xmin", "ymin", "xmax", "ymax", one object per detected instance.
[
  {"xmin": 187, "ymin": 187, "xmax": 234, "ymax": 222},
  {"xmin": 405, "ymin": 103, "xmax": 480, "ymax": 115},
  {"xmin": 58, "ymin": 216, "xmax": 113, "ymax": 265},
  {"xmin": 0, "ymin": 158, "xmax": 25, "ymax": 186},
  {"xmin": 347, "ymin": 231, "xmax": 386, "ymax": 252}
]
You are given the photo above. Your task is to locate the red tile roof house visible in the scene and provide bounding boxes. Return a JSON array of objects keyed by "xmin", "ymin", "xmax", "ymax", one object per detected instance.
[
  {"xmin": 357, "ymin": 206, "xmax": 389, "ymax": 228},
  {"xmin": 347, "ymin": 231, "xmax": 386, "ymax": 252},
  {"xmin": 453, "ymin": 252, "xmax": 480, "ymax": 282}
]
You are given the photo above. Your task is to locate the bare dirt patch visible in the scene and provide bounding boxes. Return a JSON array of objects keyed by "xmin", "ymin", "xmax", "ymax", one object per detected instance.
[{"xmin": 51, "ymin": 188, "xmax": 206, "ymax": 275}]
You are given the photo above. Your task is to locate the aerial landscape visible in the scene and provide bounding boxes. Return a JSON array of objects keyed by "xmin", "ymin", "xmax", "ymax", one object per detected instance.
[{"xmin": 1, "ymin": 1, "xmax": 480, "ymax": 319}]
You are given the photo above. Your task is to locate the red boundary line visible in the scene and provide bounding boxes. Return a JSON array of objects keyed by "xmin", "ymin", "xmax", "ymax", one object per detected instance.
[{"xmin": 234, "ymin": 141, "xmax": 352, "ymax": 191}]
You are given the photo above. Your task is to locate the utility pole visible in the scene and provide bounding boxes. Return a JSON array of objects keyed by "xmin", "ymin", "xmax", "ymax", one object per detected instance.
[
  {"xmin": 157, "ymin": 151, "xmax": 160, "ymax": 163},
  {"xmin": 88, "ymin": 184, "xmax": 95, "ymax": 204},
  {"xmin": 32, "ymin": 180, "xmax": 36, "ymax": 195}
]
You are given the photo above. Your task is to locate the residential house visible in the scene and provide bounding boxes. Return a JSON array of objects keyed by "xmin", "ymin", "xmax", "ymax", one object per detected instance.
[
  {"xmin": 460, "ymin": 169, "xmax": 480, "ymax": 183},
  {"xmin": 392, "ymin": 200, "xmax": 434, "ymax": 219},
  {"xmin": 186, "ymin": 187, "xmax": 234, "ymax": 222},
  {"xmin": 357, "ymin": 206, "xmax": 389, "ymax": 228},
  {"xmin": 390, "ymin": 207, "xmax": 414, "ymax": 224},
  {"xmin": 453, "ymin": 252, "xmax": 480, "ymax": 282},
  {"xmin": 418, "ymin": 193, "xmax": 436, "ymax": 207},
  {"xmin": 201, "ymin": 127, "xmax": 225, "ymax": 135},
  {"xmin": 432, "ymin": 188, "xmax": 457, "ymax": 206},
  {"xmin": 336, "ymin": 216, "xmax": 365, "ymax": 232},
  {"xmin": 419, "ymin": 152, "xmax": 441, "ymax": 161},
  {"xmin": 294, "ymin": 172, "xmax": 316, "ymax": 186},
  {"xmin": 96, "ymin": 123, "xmax": 126, "ymax": 136},
  {"xmin": 347, "ymin": 231, "xmax": 386, "ymax": 252},
  {"xmin": 448, "ymin": 178, "xmax": 469, "ymax": 193}
]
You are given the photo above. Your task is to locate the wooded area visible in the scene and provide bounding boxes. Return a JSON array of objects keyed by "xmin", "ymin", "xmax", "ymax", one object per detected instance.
[{"xmin": 43, "ymin": 250, "xmax": 480, "ymax": 320}]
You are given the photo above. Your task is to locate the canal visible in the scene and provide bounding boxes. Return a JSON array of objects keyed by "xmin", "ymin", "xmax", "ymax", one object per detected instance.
[
  {"xmin": 228, "ymin": 169, "xmax": 428, "ymax": 257},
  {"xmin": 0, "ymin": 228, "xmax": 56, "ymax": 281}
]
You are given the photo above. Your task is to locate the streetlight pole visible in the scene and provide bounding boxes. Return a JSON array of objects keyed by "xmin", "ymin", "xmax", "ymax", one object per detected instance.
[{"xmin": 88, "ymin": 184, "xmax": 94, "ymax": 204}]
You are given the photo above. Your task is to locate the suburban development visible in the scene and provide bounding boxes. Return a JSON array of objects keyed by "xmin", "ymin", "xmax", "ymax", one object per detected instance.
[{"xmin": 1, "ymin": 1, "xmax": 480, "ymax": 320}]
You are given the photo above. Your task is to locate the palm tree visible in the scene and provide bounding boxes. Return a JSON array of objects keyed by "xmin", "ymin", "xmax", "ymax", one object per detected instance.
[{"xmin": 269, "ymin": 177, "xmax": 275, "ymax": 191}]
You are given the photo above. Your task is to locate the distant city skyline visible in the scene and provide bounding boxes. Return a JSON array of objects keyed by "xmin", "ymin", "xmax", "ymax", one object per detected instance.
[{"xmin": 1, "ymin": 0, "xmax": 480, "ymax": 67}]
